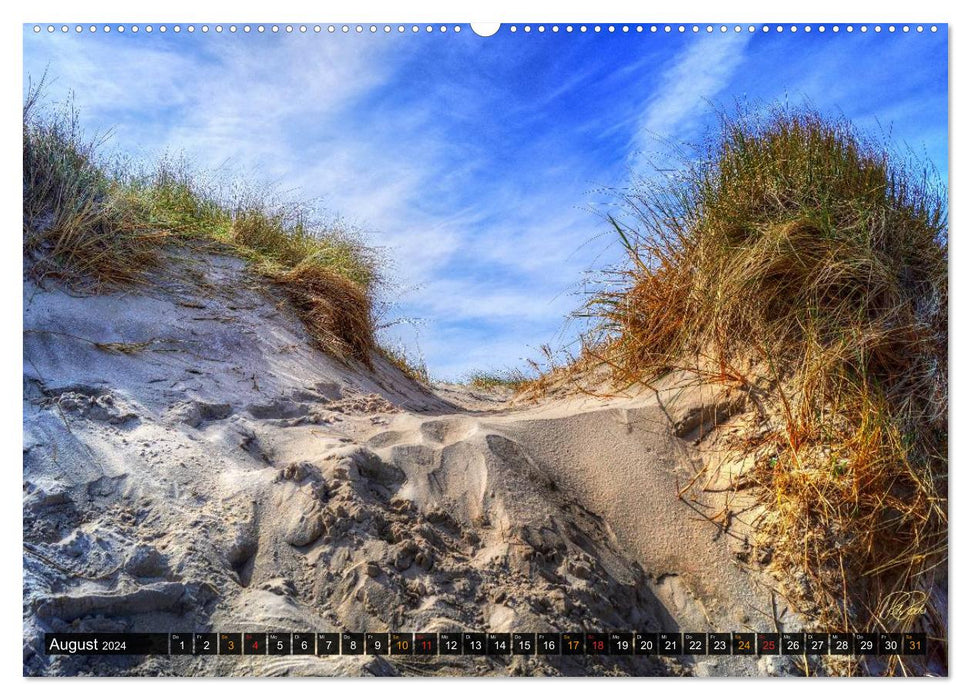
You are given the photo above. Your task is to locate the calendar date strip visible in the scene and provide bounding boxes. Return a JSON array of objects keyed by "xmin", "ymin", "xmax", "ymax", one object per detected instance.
[{"xmin": 44, "ymin": 631, "xmax": 928, "ymax": 656}]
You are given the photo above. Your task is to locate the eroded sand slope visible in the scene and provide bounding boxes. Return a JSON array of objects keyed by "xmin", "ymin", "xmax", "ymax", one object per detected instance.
[{"xmin": 23, "ymin": 252, "xmax": 798, "ymax": 676}]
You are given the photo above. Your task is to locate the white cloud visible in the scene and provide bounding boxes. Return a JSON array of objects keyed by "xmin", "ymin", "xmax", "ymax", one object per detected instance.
[{"xmin": 635, "ymin": 34, "xmax": 751, "ymax": 146}]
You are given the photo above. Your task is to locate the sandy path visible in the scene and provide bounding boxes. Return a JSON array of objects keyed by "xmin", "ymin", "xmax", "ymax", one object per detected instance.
[{"xmin": 350, "ymin": 388, "xmax": 796, "ymax": 676}]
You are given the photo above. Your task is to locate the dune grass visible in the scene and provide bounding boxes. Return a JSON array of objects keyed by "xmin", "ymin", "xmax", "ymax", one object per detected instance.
[
  {"xmin": 23, "ymin": 85, "xmax": 379, "ymax": 365},
  {"xmin": 589, "ymin": 107, "xmax": 947, "ymax": 652},
  {"xmin": 382, "ymin": 343, "xmax": 431, "ymax": 385},
  {"xmin": 464, "ymin": 368, "xmax": 531, "ymax": 392}
]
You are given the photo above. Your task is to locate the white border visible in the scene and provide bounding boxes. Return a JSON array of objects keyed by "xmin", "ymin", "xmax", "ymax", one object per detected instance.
[{"xmin": 3, "ymin": 1, "xmax": 964, "ymax": 698}]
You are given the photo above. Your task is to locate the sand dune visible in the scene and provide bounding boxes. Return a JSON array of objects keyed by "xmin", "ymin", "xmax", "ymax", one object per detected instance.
[{"xmin": 23, "ymin": 251, "xmax": 800, "ymax": 676}]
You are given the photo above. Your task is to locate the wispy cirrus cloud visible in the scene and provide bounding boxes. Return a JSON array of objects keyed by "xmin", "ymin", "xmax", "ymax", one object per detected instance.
[{"xmin": 637, "ymin": 34, "xmax": 752, "ymax": 141}]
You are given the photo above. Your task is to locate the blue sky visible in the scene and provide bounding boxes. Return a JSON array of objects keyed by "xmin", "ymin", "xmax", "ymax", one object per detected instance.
[{"xmin": 23, "ymin": 24, "xmax": 948, "ymax": 380}]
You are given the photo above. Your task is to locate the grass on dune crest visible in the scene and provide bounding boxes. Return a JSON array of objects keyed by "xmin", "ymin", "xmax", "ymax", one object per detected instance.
[
  {"xmin": 588, "ymin": 107, "xmax": 947, "ymax": 666},
  {"xmin": 23, "ymin": 83, "xmax": 379, "ymax": 365}
]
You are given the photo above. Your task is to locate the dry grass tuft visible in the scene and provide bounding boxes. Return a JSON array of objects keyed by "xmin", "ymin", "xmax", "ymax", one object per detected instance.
[
  {"xmin": 590, "ymin": 107, "xmax": 947, "ymax": 664},
  {"xmin": 381, "ymin": 343, "xmax": 431, "ymax": 384},
  {"xmin": 22, "ymin": 83, "xmax": 166, "ymax": 286},
  {"xmin": 273, "ymin": 262, "xmax": 376, "ymax": 365},
  {"xmin": 465, "ymin": 368, "xmax": 530, "ymax": 392}
]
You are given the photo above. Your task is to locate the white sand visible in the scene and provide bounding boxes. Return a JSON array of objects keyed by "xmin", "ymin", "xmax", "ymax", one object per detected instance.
[{"xmin": 23, "ymin": 250, "xmax": 800, "ymax": 676}]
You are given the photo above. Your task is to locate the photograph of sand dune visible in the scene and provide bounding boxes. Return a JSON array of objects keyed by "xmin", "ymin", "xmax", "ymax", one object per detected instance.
[{"xmin": 22, "ymin": 21, "xmax": 947, "ymax": 678}]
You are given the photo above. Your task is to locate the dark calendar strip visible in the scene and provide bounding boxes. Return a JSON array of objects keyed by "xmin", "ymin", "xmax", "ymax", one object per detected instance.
[{"xmin": 45, "ymin": 632, "xmax": 927, "ymax": 656}]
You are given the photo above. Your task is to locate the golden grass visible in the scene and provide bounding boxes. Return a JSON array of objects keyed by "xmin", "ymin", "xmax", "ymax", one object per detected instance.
[
  {"xmin": 465, "ymin": 368, "xmax": 530, "ymax": 392},
  {"xmin": 23, "ymin": 83, "xmax": 380, "ymax": 364},
  {"xmin": 589, "ymin": 107, "xmax": 947, "ymax": 667},
  {"xmin": 273, "ymin": 262, "xmax": 375, "ymax": 365}
]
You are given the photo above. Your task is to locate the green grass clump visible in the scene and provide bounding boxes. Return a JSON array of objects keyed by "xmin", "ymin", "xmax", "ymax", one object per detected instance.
[
  {"xmin": 591, "ymin": 106, "xmax": 947, "ymax": 649},
  {"xmin": 464, "ymin": 368, "xmax": 530, "ymax": 392},
  {"xmin": 23, "ymin": 84, "xmax": 380, "ymax": 364}
]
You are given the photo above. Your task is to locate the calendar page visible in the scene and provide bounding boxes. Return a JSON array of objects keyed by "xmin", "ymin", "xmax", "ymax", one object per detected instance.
[{"xmin": 22, "ymin": 19, "xmax": 948, "ymax": 679}]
